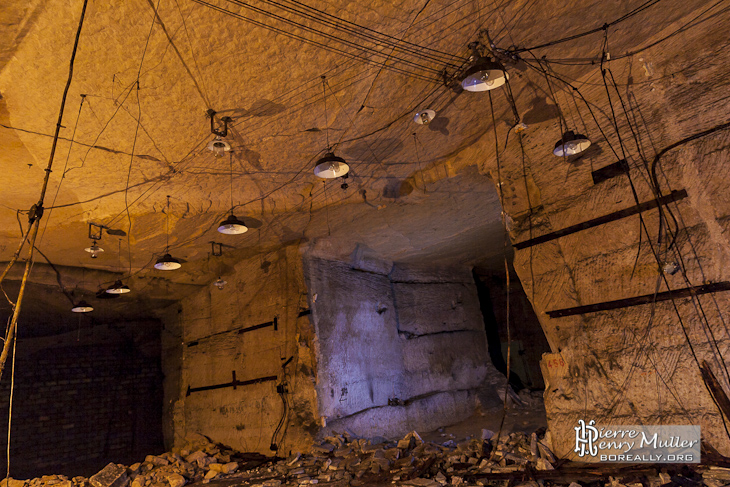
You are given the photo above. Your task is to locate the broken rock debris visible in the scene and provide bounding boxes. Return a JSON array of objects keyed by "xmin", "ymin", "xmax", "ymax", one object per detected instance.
[{"xmin": 1, "ymin": 430, "xmax": 725, "ymax": 487}]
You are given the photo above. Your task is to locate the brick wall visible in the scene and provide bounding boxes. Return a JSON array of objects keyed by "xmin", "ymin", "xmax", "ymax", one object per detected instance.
[{"xmin": 0, "ymin": 325, "xmax": 163, "ymax": 479}]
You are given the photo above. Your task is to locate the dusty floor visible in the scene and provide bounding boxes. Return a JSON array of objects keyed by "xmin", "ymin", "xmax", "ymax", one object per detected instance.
[{"xmin": 420, "ymin": 392, "xmax": 547, "ymax": 445}]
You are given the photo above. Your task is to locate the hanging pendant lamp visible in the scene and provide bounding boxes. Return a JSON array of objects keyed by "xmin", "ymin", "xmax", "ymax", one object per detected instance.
[
  {"xmin": 314, "ymin": 152, "xmax": 349, "ymax": 179},
  {"xmin": 206, "ymin": 110, "xmax": 232, "ymax": 158},
  {"xmin": 84, "ymin": 240, "xmax": 104, "ymax": 258},
  {"xmin": 218, "ymin": 152, "xmax": 248, "ymax": 235},
  {"xmin": 461, "ymin": 57, "xmax": 507, "ymax": 92},
  {"xmin": 218, "ymin": 215, "xmax": 247, "ymax": 235},
  {"xmin": 413, "ymin": 109, "xmax": 436, "ymax": 125},
  {"xmin": 461, "ymin": 42, "xmax": 507, "ymax": 92},
  {"xmin": 107, "ymin": 240, "xmax": 132, "ymax": 294},
  {"xmin": 553, "ymin": 130, "xmax": 591, "ymax": 157},
  {"xmin": 314, "ymin": 75, "xmax": 350, "ymax": 179},
  {"xmin": 71, "ymin": 300, "xmax": 93, "ymax": 313},
  {"xmin": 106, "ymin": 280, "xmax": 131, "ymax": 294},
  {"xmin": 208, "ymin": 136, "xmax": 231, "ymax": 158},
  {"xmin": 155, "ymin": 196, "xmax": 181, "ymax": 271},
  {"xmin": 154, "ymin": 253, "xmax": 181, "ymax": 271}
]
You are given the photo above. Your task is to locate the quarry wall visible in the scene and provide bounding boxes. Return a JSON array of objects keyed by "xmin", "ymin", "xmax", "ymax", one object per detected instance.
[
  {"xmin": 472, "ymin": 7, "xmax": 730, "ymax": 458},
  {"xmin": 162, "ymin": 244, "xmax": 319, "ymax": 456},
  {"xmin": 303, "ymin": 256, "xmax": 505, "ymax": 438}
]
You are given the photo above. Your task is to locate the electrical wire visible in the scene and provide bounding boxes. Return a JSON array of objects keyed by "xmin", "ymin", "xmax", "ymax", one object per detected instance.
[
  {"xmin": 273, "ymin": 0, "xmax": 464, "ymax": 62},
  {"xmin": 38, "ymin": 95, "xmax": 87, "ymax": 249},
  {"xmin": 513, "ymin": 0, "xmax": 664, "ymax": 53},
  {"xmin": 253, "ymin": 0, "xmax": 462, "ymax": 68},
  {"xmin": 190, "ymin": 0, "xmax": 440, "ymax": 83},
  {"xmin": 487, "ymin": 88, "xmax": 515, "ymax": 454},
  {"xmin": 0, "ymin": 0, "xmax": 89, "ymax": 383},
  {"xmin": 5, "ymin": 317, "xmax": 16, "ymax": 479}
]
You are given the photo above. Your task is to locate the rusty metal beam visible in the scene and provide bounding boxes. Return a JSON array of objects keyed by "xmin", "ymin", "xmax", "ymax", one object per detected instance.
[
  {"xmin": 546, "ymin": 281, "xmax": 730, "ymax": 318},
  {"xmin": 514, "ymin": 190, "xmax": 687, "ymax": 250}
]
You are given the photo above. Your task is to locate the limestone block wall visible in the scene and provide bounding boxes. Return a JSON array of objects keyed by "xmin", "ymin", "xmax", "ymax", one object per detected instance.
[
  {"xmin": 303, "ymin": 256, "xmax": 505, "ymax": 438},
  {"xmin": 477, "ymin": 6, "xmax": 730, "ymax": 458},
  {"xmin": 162, "ymin": 244, "xmax": 319, "ymax": 455}
]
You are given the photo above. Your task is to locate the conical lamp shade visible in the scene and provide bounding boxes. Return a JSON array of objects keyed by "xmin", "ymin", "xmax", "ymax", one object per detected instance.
[
  {"xmin": 553, "ymin": 130, "xmax": 591, "ymax": 157},
  {"xmin": 314, "ymin": 153, "xmax": 349, "ymax": 179},
  {"xmin": 461, "ymin": 58, "xmax": 507, "ymax": 92},
  {"xmin": 71, "ymin": 300, "xmax": 94, "ymax": 313},
  {"xmin": 154, "ymin": 253, "xmax": 181, "ymax": 270},
  {"xmin": 106, "ymin": 280, "xmax": 131, "ymax": 294},
  {"xmin": 218, "ymin": 215, "xmax": 248, "ymax": 235}
]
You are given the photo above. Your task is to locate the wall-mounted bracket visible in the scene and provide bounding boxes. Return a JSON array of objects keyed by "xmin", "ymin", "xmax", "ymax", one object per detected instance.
[
  {"xmin": 207, "ymin": 109, "xmax": 232, "ymax": 138},
  {"xmin": 88, "ymin": 222, "xmax": 104, "ymax": 241},
  {"xmin": 211, "ymin": 241, "xmax": 223, "ymax": 257}
]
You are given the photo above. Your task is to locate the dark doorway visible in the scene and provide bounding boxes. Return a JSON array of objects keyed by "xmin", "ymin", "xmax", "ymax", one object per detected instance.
[{"xmin": 473, "ymin": 268, "xmax": 551, "ymax": 391}]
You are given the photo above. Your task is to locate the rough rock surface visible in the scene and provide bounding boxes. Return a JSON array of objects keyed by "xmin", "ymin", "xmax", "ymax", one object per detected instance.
[{"xmin": 5, "ymin": 430, "xmax": 728, "ymax": 487}]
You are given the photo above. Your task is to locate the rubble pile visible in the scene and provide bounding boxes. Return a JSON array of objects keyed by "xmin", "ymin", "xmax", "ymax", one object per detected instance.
[{"xmin": 2, "ymin": 429, "xmax": 728, "ymax": 487}]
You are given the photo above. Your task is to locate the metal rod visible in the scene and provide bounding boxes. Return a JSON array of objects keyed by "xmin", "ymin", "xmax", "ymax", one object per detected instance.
[
  {"xmin": 186, "ymin": 373, "xmax": 278, "ymax": 396},
  {"xmin": 546, "ymin": 281, "xmax": 730, "ymax": 318},
  {"xmin": 186, "ymin": 316, "xmax": 278, "ymax": 347},
  {"xmin": 513, "ymin": 190, "xmax": 687, "ymax": 250}
]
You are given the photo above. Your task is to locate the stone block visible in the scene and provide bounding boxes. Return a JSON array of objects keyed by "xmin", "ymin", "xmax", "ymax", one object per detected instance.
[
  {"xmin": 393, "ymin": 282, "xmax": 483, "ymax": 335},
  {"xmin": 165, "ymin": 474, "xmax": 185, "ymax": 487},
  {"xmin": 89, "ymin": 463, "xmax": 129, "ymax": 487}
]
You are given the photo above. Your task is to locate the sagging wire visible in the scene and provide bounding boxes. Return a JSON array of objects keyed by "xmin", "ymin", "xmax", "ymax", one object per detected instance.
[
  {"xmin": 0, "ymin": 0, "xmax": 89, "ymax": 383},
  {"xmin": 486, "ymin": 89, "xmax": 514, "ymax": 456},
  {"xmin": 5, "ymin": 316, "xmax": 16, "ymax": 480},
  {"xmin": 494, "ymin": 26, "xmax": 730, "ymax": 433},
  {"xmin": 190, "ymin": 0, "xmax": 438, "ymax": 83},
  {"xmin": 595, "ymin": 31, "xmax": 730, "ymax": 394},
  {"xmin": 533, "ymin": 37, "xmax": 730, "ymax": 435},
  {"xmin": 257, "ymin": 0, "xmax": 462, "ymax": 68},
  {"xmin": 270, "ymin": 356, "xmax": 295, "ymax": 452},
  {"xmin": 602, "ymin": 68, "xmax": 730, "ymax": 389},
  {"xmin": 38, "ymin": 94, "xmax": 87, "ymax": 248},
  {"xmin": 512, "ymin": 0, "xmax": 664, "ymax": 53},
  {"xmin": 412, "ymin": 133, "xmax": 427, "ymax": 193}
]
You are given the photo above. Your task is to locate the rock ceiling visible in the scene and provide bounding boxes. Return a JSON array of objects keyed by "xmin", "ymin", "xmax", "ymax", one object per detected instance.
[{"xmin": 0, "ymin": 0, "xmax": 722, "ymax": 330}]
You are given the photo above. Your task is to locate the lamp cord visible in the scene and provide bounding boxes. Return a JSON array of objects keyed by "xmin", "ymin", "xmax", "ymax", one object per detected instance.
[
  {"xmin": 166, "ymin": 195, "xmax": 170, "ymax": 251},
  {"xmin": 321, "ymin": 75, "xmax": 329, "ymax": 150},
  {"xmin": 229, "ymin": 151, "xmax": 234, "ymax": 212}
]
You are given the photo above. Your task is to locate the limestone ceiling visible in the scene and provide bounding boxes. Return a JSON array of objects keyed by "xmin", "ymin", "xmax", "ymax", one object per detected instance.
[{"xmin": 0, "ymin": 0, "xmax": 722, "ymax": 328}]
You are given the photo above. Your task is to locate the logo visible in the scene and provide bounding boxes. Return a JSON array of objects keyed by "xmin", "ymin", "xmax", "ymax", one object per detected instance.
[
  {"xmin": 574, "ymin": 419, "xmax": 599, "ymax": 457},
  {"xmin": 574, "ymin": 421, "xmax": 701, "ymax": 463}
]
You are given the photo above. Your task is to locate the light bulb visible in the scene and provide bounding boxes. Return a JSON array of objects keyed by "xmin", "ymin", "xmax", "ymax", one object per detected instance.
[
  {"xmin": 85, "ymin": 242, "xmax": 104, "ymax": 258},
  {"xmin": 207, "ymin": 137, "xmax": 231, "ymax": 157},
  {"xmin": 214, "ymin": 277, "xmax": 227, "ymax": 290}
]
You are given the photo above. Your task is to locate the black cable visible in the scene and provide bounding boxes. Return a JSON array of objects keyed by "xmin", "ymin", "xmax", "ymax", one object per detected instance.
[
  {"xmin": 256, "ymin": 0, "xmax": 463, "ymax": 67},
  {"xmin": 224, "ymin": 0, "xmax": 444, "ymax": 74},
  {"xmin": 275, "ymin": 0, "xmax": 464, "ymax": 62},
  {"xmin": 528, "ymin": 55, "xmax": 730, "ymax": 437},
  {"xmin": 190, "ymin": 0, "xmax": 441, "ymax": 82},
  {"xmin": 533, "ymin": 0, "xmax": 728, "ymax": 66},
  {"xmin": 38, "ymin": 94, "xmax": 86, "ymax": 248},
  {"xmin": 513, "ymin": 0, "xmax": 664, "ymax": 53}
]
